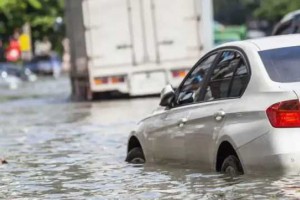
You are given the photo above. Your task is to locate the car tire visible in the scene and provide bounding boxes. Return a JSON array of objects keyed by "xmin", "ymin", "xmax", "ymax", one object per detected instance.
[
  {"xmin": 125, "ymin": 147, "xmax": 145, "ymax": 164},
  {"xmin": 221, "ymin": 155, "xmax": 243, "ymax": 176}
]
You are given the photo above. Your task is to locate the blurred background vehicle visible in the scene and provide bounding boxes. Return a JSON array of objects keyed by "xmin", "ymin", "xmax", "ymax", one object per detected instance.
[
  {"xmin": 214, "ymin": 21, "xmax": 247, "ymax": 45},
  {"xmin": 25, "ymin": 53, "xmax": 62, "ymax": 78},
  {"xmin": 246, "ymin": 29, "xmax": 266, "ymax": 39},
  {"xmin": 273, "ymin": 10, "xmax": 300, "ymax": 35},
  {"xmin": 66, "ymin": 0, "xmax": 214, "ymax": 100},
  {"xmin": 0, "ymin": 63, "xmax": 37, "ymax": 82},
  {"xmin": 23, "ymin": 36, "xmax": 62, "ymax": 78},
  {"xmin": 0, "ymin": 63, "xmax": 37, "ymax": 89}
]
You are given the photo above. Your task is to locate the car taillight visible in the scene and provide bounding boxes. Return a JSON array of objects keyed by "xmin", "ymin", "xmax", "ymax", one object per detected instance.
[
  {"xmin": 172, "ymin": 70, "xmax": 188, "ymax": 78},
  {"xmin": 111, "ymin": 76, "xmax": 125, "ymax": 84},
  {"xmin": 266, "ymin": 99, "xmax": 300, "ymax": 128},
  {"xmin": 94, "ymin": 77, "xmax": 109, "ymax": 85},
  {"xmin": 94, "ymin": 76, "xmax": 125, "ymax": 85}
]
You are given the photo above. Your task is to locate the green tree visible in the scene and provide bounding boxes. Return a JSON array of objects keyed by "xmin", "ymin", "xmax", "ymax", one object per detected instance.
[
  {"xmin": 214, "ymin": 0, "xmax": 300, "ymax": 24},
  {"xmin": 0, "ymin": 0, "xmax": 65, "ymax": 53},
  {"xmin": 213, "ymin": 0, "xmax": 260, "ymax": 25},
  {"xmin": 254, "ymin": 0, "xmax": 300, "ymax": 22}
]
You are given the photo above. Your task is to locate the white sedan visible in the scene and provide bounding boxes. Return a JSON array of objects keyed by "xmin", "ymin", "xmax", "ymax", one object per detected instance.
[{"xmin": 126, "ymin": 34, "xmax": 300, "ymax": 175}]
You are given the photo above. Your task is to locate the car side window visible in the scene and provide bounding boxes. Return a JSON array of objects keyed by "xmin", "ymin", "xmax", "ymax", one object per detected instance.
[
  {"xmin": 274, "ymin": 20, "xmax": 293, "ymax": 35},
  {"xmin": 229, "ymin": 59, "xmax": 249, "ymax": 97},
  {"xmin": 202, "ymin": 51, "xmax": 248, "ymax": 101},
  {"xmin": 295, "ymin": 15, "xmax": 300, "ymax": 33},
  {"xmin": 176, "ymin": 54, "xmax": 217, "ymax": 106}
]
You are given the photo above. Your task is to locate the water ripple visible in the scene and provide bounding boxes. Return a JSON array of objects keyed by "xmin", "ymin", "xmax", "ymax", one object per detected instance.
[{"xmin": 0, "ymin": 78, "xmax": 300, "ymax": 199}]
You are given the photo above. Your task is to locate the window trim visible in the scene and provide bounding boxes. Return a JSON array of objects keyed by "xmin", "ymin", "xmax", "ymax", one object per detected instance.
[
  {"xmin": 172, "ymin": 51, "xmax": 222, "ymax": 108},
  {"xmin": 199, "ymin": 48, "xmax": 251, "ymax": 103},
  {"xmin": 170, "ymin": 46, "xmax": 251, "ymax": 109},
  {"xmin": 226, "ymin": 58, "xmax": 242, "ymax": 97},
  {"xmin": 273, "ymin": 19, "xmax": 293, "ymax": 35},
  {"xmin": 273, "ymin": 14, "xmax": 300, "ymax": 35},
  {"xmin": 294, "ymin": 15, "xmax": 300, "ymax": 33}
]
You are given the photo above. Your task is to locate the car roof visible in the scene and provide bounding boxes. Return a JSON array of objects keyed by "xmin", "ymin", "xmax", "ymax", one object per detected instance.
[
  {"xmin": 218, "ymin": 34, "xmax": 300, "ymax": 51},
  {"xmin": 281, "ymin": 9, "xmax": 300, "ymax": 23}
]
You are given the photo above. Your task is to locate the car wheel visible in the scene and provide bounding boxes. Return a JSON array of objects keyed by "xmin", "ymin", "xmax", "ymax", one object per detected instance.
[
  {"xmin": 125, "ymin": 147, "xmax": 145, "ymax": 164},
  {"xmin": 221, "ymin": 155, "xmax": 243, "ymax": 176}
]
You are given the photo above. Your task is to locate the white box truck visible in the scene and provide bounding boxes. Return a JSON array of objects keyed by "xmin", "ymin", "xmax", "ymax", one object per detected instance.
[{"xmin": 68, "ymin": 0, "xmax": 214, "ymax": 99}]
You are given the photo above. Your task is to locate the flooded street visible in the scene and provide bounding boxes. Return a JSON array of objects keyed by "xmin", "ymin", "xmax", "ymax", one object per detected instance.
[{"xmin": 0, "ymin": 77, "xmax": 300, "ymax": 199}]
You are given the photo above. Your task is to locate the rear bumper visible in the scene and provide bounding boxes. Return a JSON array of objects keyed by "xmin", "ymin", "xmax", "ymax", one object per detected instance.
[
  {"xmin": 88, "ymin": 60, "xmax": 195, "ymax": 96},
  {"xmin": 91, "ymin": 81, "xmax": 129, "ymax": 94},
  {"xmin": 90, "ymin": 70, "xmax": 167, "ymax": 96},
  {"xmin": 238, "ymin": 129, "xmax": 300, "ymax": 174}
]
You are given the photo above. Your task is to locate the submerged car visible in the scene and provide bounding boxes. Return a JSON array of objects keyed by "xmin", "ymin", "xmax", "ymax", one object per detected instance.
[
  {"xmin": 0, "ymin": 63, "xmax": 37, "ymax": 82},
  {"xmin": 126, "ymin": 34, "xmax": 300, "ymax": 175},
  {"xmin": 0, "ymin": 63, "xmax": 37, "ymax": 89}
]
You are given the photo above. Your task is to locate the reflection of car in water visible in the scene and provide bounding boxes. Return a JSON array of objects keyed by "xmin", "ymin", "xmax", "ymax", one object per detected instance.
[
  {"xmin": 25, "ymin": 53, "xmax": 62, "ymax": 77},
  {"xmin": 273, "ymin": 10, "xmax": 300, "ymax": 35},
  {"xmin": 126, "ymin": 34, "xmax": 300, "ymax": 176}
]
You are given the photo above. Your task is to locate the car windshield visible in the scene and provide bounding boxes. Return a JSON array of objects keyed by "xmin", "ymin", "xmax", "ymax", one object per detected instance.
[{"xmin": 259, "ymin": 46, "xmax": 300, "ymax": 83}]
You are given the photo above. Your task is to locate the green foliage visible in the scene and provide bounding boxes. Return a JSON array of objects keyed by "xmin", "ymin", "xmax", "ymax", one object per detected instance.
[
  {"xmin": 214, "ymin": 0, "xmax": 300, "ymax": 25},
  {"xmin": 28, "ymin": 0, "xmax": 42, "ymax": 9},
  {"xmin": 0, "ymin": 0, "xmax": 65, "ymax": 53},
  {"xmin": 254, "ymin": 0, "xmax": 300, "ymax": 22},
  {"xmin": 213, "ymin": 0, "xmax": 259, "ymax": 25}
]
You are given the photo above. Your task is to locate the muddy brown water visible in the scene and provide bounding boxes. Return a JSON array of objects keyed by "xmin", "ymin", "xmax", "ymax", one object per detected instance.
[{"xmin": 0, "ymin": 77, "xmax": 300, "ymax": 199}]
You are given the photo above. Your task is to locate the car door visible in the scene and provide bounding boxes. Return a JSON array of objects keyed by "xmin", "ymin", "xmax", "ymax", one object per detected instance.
[
  {"xmin": 149, "ymin": 53, "xmax": 218, "ymax": 163},
  {"xmin": 184, "ymin": 50, "xmax": 249, "ymax": 169}
]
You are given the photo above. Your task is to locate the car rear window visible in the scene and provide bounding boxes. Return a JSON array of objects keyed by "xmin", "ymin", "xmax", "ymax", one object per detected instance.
[{"xmin": 259, "ymin": 46, "xmax": 300, "ymax": 83}]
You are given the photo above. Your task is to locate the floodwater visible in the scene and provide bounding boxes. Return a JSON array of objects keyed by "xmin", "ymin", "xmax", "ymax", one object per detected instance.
[{"xmin": 0, "ymin": 77, "xmax": 300, "ymax": 199}]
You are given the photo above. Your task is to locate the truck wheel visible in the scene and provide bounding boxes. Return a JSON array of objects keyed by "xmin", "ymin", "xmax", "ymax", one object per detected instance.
[
  {"xmin": 221, "ymin": 155, "xmax": 243, "ymax": 176},
  {"xmin": 125, "ymin": 147, "xmax": 145, "ymax": 164}
]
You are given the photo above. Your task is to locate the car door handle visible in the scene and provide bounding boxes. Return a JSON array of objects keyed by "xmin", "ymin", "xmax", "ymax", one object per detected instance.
[
  {"xmin": 178, "ymin": 118, "xmax": 188, "ymax": 128},
  {"xmin": 214, "ymin": 110, "xmax": 226, "ymax": 121}
]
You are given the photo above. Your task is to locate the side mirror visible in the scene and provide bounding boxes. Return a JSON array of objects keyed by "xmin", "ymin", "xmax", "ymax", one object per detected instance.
[{"xmin": 160, "ymin": 84, "xmax": 175, "ymax": 107}]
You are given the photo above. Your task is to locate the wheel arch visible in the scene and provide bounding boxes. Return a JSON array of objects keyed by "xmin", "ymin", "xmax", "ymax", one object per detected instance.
[
  {"xmin": 127, "ymin": 135, "xmax": 143, "ymax": 153},
  {"xmin": 215, "ymin": 140, "xmax": 243, "ymax": 172}
]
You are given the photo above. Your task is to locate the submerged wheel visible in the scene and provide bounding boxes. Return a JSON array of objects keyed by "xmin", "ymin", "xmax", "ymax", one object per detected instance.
[
  {"xmin": 221, "ymin": 155, "xmax": 244, "ymax": 176},
  {"xmin": 125, "ymin": 147, "xmax": 145, "ymax": 164}
]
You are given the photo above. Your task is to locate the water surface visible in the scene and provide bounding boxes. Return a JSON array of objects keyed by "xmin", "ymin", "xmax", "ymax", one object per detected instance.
[{"xmin": 0, "ymin": 77, "xmax": 299, "ymax": 199}]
